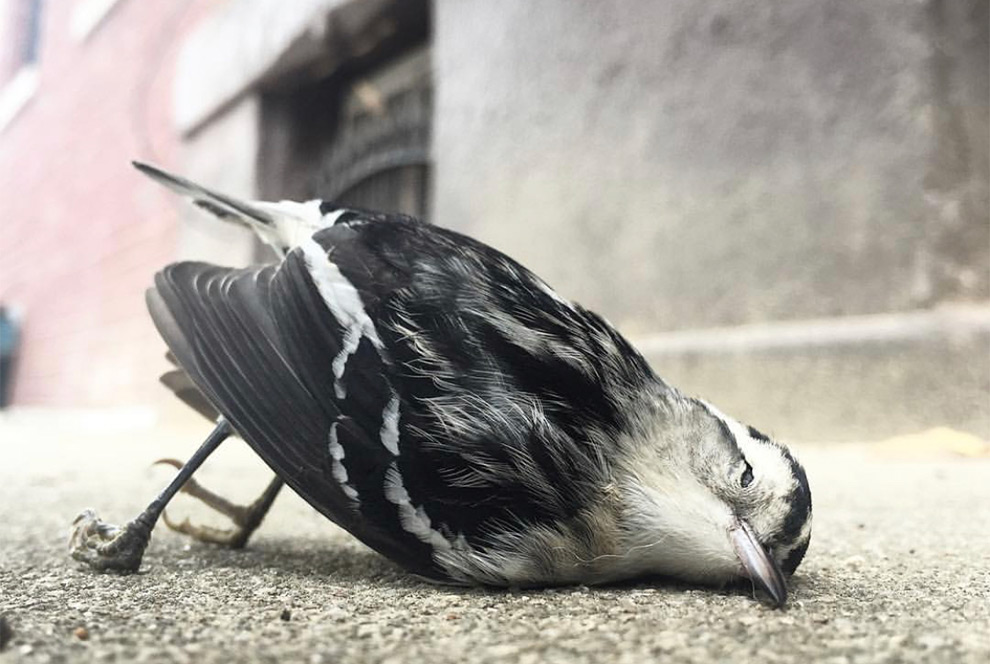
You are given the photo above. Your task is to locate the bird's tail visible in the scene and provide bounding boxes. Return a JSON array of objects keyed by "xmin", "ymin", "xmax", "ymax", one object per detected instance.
[{"xmin": 132, "ymin": 161, "xmax": 281, "ymax": 246}]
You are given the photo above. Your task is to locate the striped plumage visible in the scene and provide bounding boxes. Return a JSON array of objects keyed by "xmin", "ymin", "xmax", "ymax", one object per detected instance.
[{"xmin": 137, "ymin": 163, "xmax": 812, "ymax": 601}]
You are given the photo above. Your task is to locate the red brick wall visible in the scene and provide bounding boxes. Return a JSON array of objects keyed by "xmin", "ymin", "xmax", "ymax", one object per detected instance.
[
  {"xmin": 0, "ymin": 0, "xmax": 26, "ymax": 87},
  {"xmin": 0, "ymin": 0, "xmax": 213, "ymax": 406}
]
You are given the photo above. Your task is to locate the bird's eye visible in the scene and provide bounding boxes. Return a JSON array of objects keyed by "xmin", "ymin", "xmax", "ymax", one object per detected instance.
[{"xmin": 740, "ymin": 462, "xmax": 754, "ymax": 488}]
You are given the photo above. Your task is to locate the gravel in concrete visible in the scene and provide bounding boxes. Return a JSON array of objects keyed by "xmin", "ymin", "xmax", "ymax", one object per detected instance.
[{"xmin": 0, "ymin": 414, "xmax": 988, "ymax": 663}]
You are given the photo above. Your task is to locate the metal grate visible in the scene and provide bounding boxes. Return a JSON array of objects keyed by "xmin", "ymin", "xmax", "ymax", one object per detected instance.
[
  {"xmin": 335, "ymin": 163, "xmax": 430, "ymax": 219},
  {"xmin": 311, "ymin": 46, "xmax": 432, "ymax": 219}
]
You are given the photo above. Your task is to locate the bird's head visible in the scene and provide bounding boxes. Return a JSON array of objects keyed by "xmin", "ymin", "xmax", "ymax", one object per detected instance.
[{"xmin": 612, "ymin": 395, "xmax": 812, "ymax": 607}]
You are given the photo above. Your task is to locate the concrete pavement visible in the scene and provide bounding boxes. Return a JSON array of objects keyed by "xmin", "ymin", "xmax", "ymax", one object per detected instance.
[{"xmin": 0, "ymin": 412, "xmax": 988, "ymax": 663}]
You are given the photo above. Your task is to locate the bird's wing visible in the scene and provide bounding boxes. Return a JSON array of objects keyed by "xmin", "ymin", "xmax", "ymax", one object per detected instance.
[
  {"xmin": 147, "ymin": 259, "xmax": 444, "ymax": 577},
  {"xmin": 147, "ymin": 212, "xmax": 659, "ymax": 582}
]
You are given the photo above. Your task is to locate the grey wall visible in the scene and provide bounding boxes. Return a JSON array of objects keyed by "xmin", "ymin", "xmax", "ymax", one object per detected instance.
[
  {"xmin": 432, "ymin": 0, "xmax": 989, "ymax": 440},
  {"xmin": 433, "ymin": 0, "xmax": 988, "ymax": 332}
]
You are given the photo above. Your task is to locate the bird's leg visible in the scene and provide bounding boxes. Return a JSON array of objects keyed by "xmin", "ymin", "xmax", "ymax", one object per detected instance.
[
  {"xmin": 69, "ymin": 418, "xmax": 233, "ymax": 572},
  {"xmin": 153, "ymin": 461, "xmax": 284, "ymax": 549}
]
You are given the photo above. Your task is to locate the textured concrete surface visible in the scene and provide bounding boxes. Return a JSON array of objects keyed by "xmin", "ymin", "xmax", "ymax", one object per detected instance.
[{"xmin": 0, "ymin": 413, "xmax": 988, "ymax": 663}]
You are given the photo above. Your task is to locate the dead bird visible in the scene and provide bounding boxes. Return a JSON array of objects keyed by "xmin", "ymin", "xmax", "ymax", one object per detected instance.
[{"xmin": 69, "ymin": 163, "xmax": 812, "ymax": 607}]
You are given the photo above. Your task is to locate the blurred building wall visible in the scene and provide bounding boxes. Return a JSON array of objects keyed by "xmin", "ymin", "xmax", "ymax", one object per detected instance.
[
  {"xmin": 0, "ymin": 0, "xmax": 986, "ymax": 440},
  {"xmin": 436, "ymin": 0, "xmax": 989, "ymax": 327},
  {"xmin": 431, "ymin": 0, "xmax": 989, "ymax": 439},
  {"xmin": 0, "ymin": 0, "xmax": 207, "ymax": 408}
]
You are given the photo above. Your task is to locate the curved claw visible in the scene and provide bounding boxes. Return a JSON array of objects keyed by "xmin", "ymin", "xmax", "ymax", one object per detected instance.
[
  {"xmin": 151, "ymin": 460, "xmax": 283, "ymax": 549},
  {"xmin": 68, "ymin": 509, "xmax": 152, "ymax": 573},
  {"xmin": 69, "ymin": 509, "xmax": 120, "ymax": 550},
  {"xmin": 161, "ymin": 507, "xmax": 246, "ymax": 547}
]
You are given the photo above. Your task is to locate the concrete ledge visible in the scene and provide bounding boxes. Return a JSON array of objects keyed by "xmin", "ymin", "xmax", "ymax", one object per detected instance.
[
  {"xmin": 633, "ymin": 305, "xmax": 990, "ymax": 442},
  {"xmin": 175, "ymin": 0, "xmax": 345, "ymax": 134}
]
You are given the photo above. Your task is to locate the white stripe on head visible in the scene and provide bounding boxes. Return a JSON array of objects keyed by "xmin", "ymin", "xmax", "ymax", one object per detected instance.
[
  {"xmin": 780, "ymin": 516, "xmax": 813, "ymax": 559},
  {"xmin": 698, "ymin": 400, "xmax": 751, "ymax": 448},
  {"xmin": 698, "ymin": 399, "xmax": 799, "ymax": 494}
]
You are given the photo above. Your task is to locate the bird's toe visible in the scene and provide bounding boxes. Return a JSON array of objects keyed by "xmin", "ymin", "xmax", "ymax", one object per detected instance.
[{"xmin": 68, "ymin": 510, "xmax": 149, "ymax": 573}]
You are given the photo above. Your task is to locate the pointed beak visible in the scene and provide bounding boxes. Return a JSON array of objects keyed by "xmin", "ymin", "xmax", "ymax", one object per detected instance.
[{"xmin": 730, "ymin": 519, "xmax": 788, "ymax": 608}]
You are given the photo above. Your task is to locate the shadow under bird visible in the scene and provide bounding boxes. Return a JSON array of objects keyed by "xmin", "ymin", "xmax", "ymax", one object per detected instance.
[{"xmin": 69, "ymin": 162, "xmax": 812, "ymax": 607}]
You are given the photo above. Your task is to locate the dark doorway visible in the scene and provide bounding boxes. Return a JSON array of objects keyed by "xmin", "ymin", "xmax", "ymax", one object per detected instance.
[{"xmin": 257, "ymin": 0, "xmax": 431, "ymax": 233}]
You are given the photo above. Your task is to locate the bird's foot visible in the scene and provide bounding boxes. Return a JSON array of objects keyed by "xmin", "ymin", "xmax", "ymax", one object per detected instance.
[
  {"xmin": 69, "ymin": 509, "xmax": 153, "ymax": 573},
  {"xmin": 154, "ymin": 459, "xmax": 280, "ymax": 549}
]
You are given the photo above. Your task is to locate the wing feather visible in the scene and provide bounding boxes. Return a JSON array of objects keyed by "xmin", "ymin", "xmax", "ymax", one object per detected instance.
[{"xmin": 148, "ymin": 259, "xmax": 443, "ymax": 577}]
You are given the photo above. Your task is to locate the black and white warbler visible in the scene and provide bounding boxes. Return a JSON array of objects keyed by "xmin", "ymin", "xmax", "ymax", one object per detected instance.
[{"xmin": 69, "ymin": 163, "xmax": 812, "ymax": 607}]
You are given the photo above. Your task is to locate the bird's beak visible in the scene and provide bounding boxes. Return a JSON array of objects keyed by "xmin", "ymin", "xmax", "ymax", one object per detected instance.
[{"xmin": 730, "ymin": 519, "xmax": 788, "ymax": 608}]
